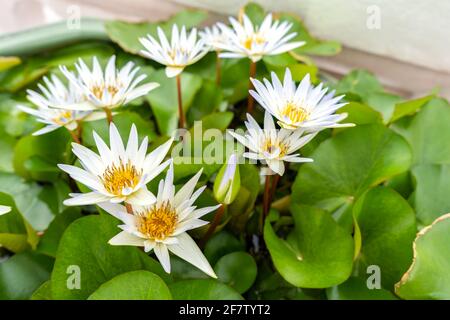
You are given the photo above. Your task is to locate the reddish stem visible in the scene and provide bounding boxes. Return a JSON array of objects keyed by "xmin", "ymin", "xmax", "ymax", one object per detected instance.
[
  {"xmin": 176, "ymin": 74, "xmax": 185, "ymax": 129},
  {"xmin": 125, "ymin": 203, "xmax": 133, "ymax": 215}
]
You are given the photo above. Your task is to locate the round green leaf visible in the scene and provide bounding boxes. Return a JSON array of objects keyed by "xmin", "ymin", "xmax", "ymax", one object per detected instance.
[
  {"xmin": 51, "ymin": 214, "xmax": 170, "ymax": 299},
  {"xmin": 13, "ymin": 128, "xmax": 70, "ymax": 181},
  {"xmin": 105, "ymin": 10, "xmax": 208, "ymax": 55},
  {"xmin": 389, "ymin": 94, "xmax": 434, "ymax": 123},
  {"xmin": 396, "ymin": 214, "xmax": 450, "ymax": 299},
  {"xmin": 264, "ymin": 205, "xmax": 354, "ymax": 288},
  {"xmin": 392, "ymin": 98, "xmax": 450, "ymax": 165},
  {"xmin": 335, "ymin": 102, "xmax": 383, "ymax": 129},
  {"xmin": 411, "ymin": 164, "xmax": 450, "ymax": 225},
  {"xmin": 366, "ymin": 91, "xmax": 402, "ymax": 123},
  {"xmin": 36, "ymin": 209, "xmax": 82, "ymax": 257},
  {"xmin": 214, "ymin": 252, "xmax": 257, "ymax": 294},
  {"xmin": 292, "ymin": 124, "xmax": 411, "ymax": 215},
  {"xmin": 0, "ymin": 173, "xmax": 55, "ymax": 231},
  {"xmin": 88, "ymin": 271, "xmax": 171, "ymax": 300},
  {"xmin": 0, "ymin": 251, "xmax": 53, "ymax": 300},
  {"xmin": 327, "ymin": 277, "xmax": 397, "ymax": 300},
  {"xmin": 31, "ymin": 280, "xmax": 52, "ymax": 300},
  {"xmin": 168, "ymin": 279, "xmax": 243, "ymax": 300},
  {"xmin": 353, "ymin": 187, "xmax": 416, "ymax": 289},
  {"xmin": 335, "ymin": 70, "xmax": 383, "ymax": 101},
  {"xmin": 204, "ymin": 231, "xmax": 245, "ymax": 266}
]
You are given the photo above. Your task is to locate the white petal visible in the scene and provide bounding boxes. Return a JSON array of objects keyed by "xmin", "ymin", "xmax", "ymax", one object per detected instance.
[
  {"xmin": 109, "ymin": 231, "xmax": 145, "ymax": 247},
  {"xmin": 266, "ymin": 159, "xmax": 285, "ymax": 176},
  {"xmin": 165, "ymin": 66, "xmax": 184, "ymax": 78},
  {"xmin": 63, "ymin": 192, "xmax": 111, "ymax": 206},
  {"xmin": 154, "ymin": 243, "xmax": 171, "ymax": 273},
  {"xmin": 33, "ymin": 125, "xmax": 60, "ymax": 136},
  {"xmin": 143, "ymin": 137, "xmax": 173, "ymax": 172},
  {"xmin": 174, "ymin": 168, "xmax": 203, "ymax": 207},
  {"xmin": 97, "ymin": 202, "xmax": 136, "ymax": 225},
  {"xmin": 126, "ymin": 187, "xmax": 156, "ymax": 206},
  {"xmin": 0, "ymin": 205, "xmax": 11, "ymax": 215},
  {"xmin": 168, "ymin": 233, "xmax": 217, "ymax": 278}
]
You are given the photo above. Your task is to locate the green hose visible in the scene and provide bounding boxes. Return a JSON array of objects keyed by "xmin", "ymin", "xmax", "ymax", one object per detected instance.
[{"xmin": 0, "ymin": 18, "xmax": 109, "ymax": 56}]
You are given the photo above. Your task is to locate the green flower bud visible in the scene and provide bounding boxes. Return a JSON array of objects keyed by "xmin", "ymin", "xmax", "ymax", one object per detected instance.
[{"xmin": 213, "ymin": 153, "xmax": 240, "ymax": 205}]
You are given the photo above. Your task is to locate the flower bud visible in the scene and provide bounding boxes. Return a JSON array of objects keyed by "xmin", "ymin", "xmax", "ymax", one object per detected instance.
[{"xmin": 213, "ymin": 153, "xmax": 241, "ymax": 205}]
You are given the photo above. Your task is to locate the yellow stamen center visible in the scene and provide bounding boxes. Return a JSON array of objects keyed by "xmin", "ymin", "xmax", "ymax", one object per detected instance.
[
  {"xmin": 52, "ymin": 110, "xmax": 73, "ymax": 125},
  {"xmin": 262, "ymin": 138, "xmax": 289, "ymax": 157},
  {"xmin": 91, "ymin": 85, "xmax": 119, "ymax": 100},
  {"xmin": 242, "ymin": 33, "xmax": 266, "ymax": 50},
  {"xmin": 281, "ymin": 103, "xmax": 309, "ymax": 123},
  {"xmin": 137, "ymin": 201, "xmax": 178, "ymax": 241},
  {"xmin": 101, "ymin": 160, "xmax": 142, "ymax": 196}
]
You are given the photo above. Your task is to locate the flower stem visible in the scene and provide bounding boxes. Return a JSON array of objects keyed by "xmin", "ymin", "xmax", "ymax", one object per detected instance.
[
  {"xmin": 125, "ymin": 203, "xmax": 133, "ymax": 215},
  {"xmin": 68, "ymin": 129, "xmax": 81, "ymax": 144},
  {"xmin": 261, "ymin": 174, "xmax": 272, "ymax": 231},
  {"xmin": 247, "ymin": 60, "xmax": 257, "ymax": 113},
  {"xmin": 176, "ymin": 74, "xmax": 185, "ymax": 129},
  {"xmin": 215, "ymin": 51, "xmax": 221, "ymax": 85},
  {"xmin": 269, "ymin": 174, "xmax": 281, "ymax": 206},
  {"xmin": 200, "ymin": 204, "xmax": 226, "ymax": 248},
  {"xmin": 104, "ymin": 108, "xmax": 113, "ymax": 124}
]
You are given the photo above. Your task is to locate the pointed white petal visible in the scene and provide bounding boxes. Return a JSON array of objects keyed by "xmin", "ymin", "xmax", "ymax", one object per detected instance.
[
  {"xmin": 154, "ymin": 243, "xmax": 171, "ymax": 273},
  {"xmin": 109, "ymin": 231, "xmax": 144, "ymax": 247},
  {"xmin": 0, "ymin": 205, "xmax": 11, "ymax": 215},
  {"xmin": 63, "ymin": 192, "xmax": 111, "ymax": 206},
  {"xmin": 168, "ymin": 233, "xmax": 217, "ymax": 278},
  {"xmin": 126, "ymin": 187, "xmax": 157, "ymax": 206},
  {"xmin": 165, "ymin": 66, "xmax": 184, "ymax": 78}
]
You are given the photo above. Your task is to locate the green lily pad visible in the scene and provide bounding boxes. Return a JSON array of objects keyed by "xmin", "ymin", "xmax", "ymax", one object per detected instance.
[
  {"xmin": 36, "ymin": 209, "xmax": 82, "ymax": 257},
  {"xmin": 292, "ymin": 124, "xmax": 412, "ymax": 214},
  {"xmin": 88, "ymin": 271, "xmax": 172, "ymax": 300},
  {"xmin": 264, "ymin": 205, "xmax": 354, "ymax": 288},
  {"xmin": 395, "ymin": 214, "xmax": 450, "ymax": 299},
  {"xmin": 168, "ymin": 279, "xmax": 243, "ymax": 300},
  {"xmin": 335, "ymin": 70, "xmax": 383, "ymax": 101},
  {"xmin": 335, "ymin": 101, "xmax": 383, "ymax": 129},
  {"xmin": 51, "ymin": 214, "xmax": 170, "ymax": 299},
  {"xmin": 105, "ymin": 10, "xmax": 207, "ymax": 55},
  {"xmin": 214, "ymin": 252, "xmax": 257, "ymax": 293},
  {"xmin": 204, "ymin": 231, "xmax": 245, "ymax": 265},
  {"xmin": 353, "ymin": 187, "xmax": 416, "ymax": 289},
  {"xmin": 0, "ymin": 173, "xmax": 55, "ymax": 231},
  {"xmin": 366, "ymin": 91, "xmax": 402, "ymax": 123},
  {"xmin": 411, "ymin": 164, "xmax": 450, "ymax": 226},
  {"xmin": 0, "ymin": 251, "xmax": 53, "ymax": 300},
  {"xmin": 391, "ymin": 98, "xmax": 450, "ymax": 165},
  {"xmin": 389, "ymin": 94, "xmax": 434, "ymax": 123},
  {"xmin": 31, "ymin": 280, "xmax": 52, "ymax": 300},
  {"xmin": 327, "ymin": 277, "xmax": 397, "ymax": 300}
]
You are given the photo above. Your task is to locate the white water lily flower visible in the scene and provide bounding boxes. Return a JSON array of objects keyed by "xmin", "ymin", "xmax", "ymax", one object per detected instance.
[
  {"xmin": 199, "ymin": 24, "xmax": 228, "ymax": 52},
  {"xmin": 99, "ymin": 162, "xmax": 219, "ymax": 277},
  {"xmin": 19, "ymin": 75, "xmax": 104, "ymax": 135},
  {"xmin": 0, "ymin": 205, "xmax": 11, "ymax": 215},
  {"xmin": 58, "ymin": 123, "xmax": 173, "ymax": 206},
  {"xmin": 250, "ymin": 69, "xmax": 353, "ymax": 131},
  {"xmin": 228, "ymin": 112, "xmax": 314, "ymax": 176},
  {"xmin": 140, "ymin": 25, "xmax": 208, "ymax": 78},
  {"xmin": 59, "ymin": 55, "xmax": 159, "ymax": 110},
  {"xmin": 216, "ymin": 13, "xmax": 305, "ymax": 62}
]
